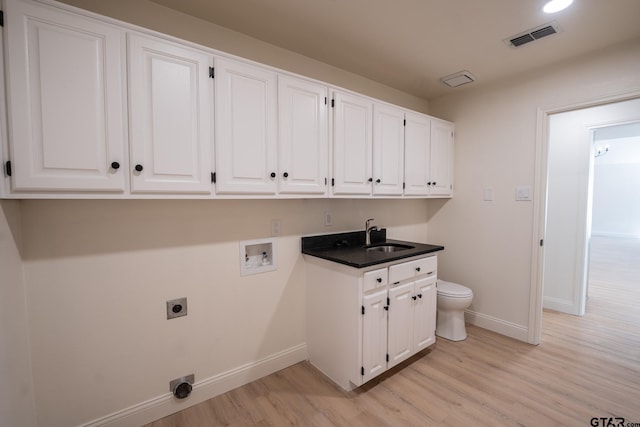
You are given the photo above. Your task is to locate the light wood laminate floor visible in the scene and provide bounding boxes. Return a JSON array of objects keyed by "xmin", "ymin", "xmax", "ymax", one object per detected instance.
[{"xmin": 146, "ymin": 237, "xmax": 640, "ymax": 426}]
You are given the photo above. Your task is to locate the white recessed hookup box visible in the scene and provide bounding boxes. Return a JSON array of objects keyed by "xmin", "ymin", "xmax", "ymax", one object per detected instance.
[{"xmin": 239, "ymin": 238, "xmax": 277, "ymax": 276}]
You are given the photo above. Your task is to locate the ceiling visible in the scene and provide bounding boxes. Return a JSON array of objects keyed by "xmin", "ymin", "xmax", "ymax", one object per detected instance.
[{"xmin": 148, "ymin": 0, "xmax": 640, "ymax": 100}]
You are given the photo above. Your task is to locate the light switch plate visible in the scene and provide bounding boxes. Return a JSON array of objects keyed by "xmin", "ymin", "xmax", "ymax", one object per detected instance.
[
  {"xmin": 483, "ymin": 188, "xmax": 494, "ymax": 201},
  {"xmin": 515, "ymin": 186, "xmax": 532, "ymax": 201}
]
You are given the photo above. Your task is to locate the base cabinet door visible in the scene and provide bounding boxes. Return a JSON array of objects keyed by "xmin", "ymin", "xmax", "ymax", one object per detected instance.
[
  {"xmin": 4, "ymin": 0, "xmax": 126, "ymax": 192},
  {"xmin": 362, "ymin": 288, "xmax": 388, "ymax": 384},
  {"xmin": 414, "ymin": 276, "xmax": 437, "ymax": 351},
  {"xmin": 387, "ymin": 281, "xmax": 415, "ymax": 368},
  {"xmin": 128, "ymin": 34, "xmax": 214, "ymax": 194}
]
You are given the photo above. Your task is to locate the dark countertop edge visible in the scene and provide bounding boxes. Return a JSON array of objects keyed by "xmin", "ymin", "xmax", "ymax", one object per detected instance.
[{"xmin": 302, "ymin": 239, "xmax": 445, "ymax": 268}]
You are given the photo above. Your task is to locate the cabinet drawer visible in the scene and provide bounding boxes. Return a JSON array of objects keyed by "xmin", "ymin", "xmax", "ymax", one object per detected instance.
[
  {"xmin": 363, "ymin": 268, "xmax": 388, "ymax": 292},
  {"xmin": 388, "ymin": 256, "xmax": 437, "ymax": 283}
]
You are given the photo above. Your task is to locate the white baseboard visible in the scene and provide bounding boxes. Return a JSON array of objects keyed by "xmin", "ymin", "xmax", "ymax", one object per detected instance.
[
  {"xmin": 464, "ymin": 309, "xmax": 529, "ymax": 342},
  {"xmin": 80, "ymin": 343, "xmax": 308, "ymax": 427},
  {"xmin": 591, "ymin": 231, "xmax": 640, "ymax": 239}
]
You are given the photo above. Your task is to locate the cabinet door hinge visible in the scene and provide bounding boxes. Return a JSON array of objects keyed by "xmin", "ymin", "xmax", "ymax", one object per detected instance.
[
  {"xmin": 324, "ymin": 177, "xmax": 327, "ymax": 185},
  {"xmin": 209, "ymin": 67, "xmax": 215, "ymax": 79},
  {"xmin": 403, "ymin": 119, "xmax": 406, "ymax": 126},
  {"xmin": 5, "ymin": 161, "xmax": 11, "ymax": 177},
  {"xmin": 361, "ymin": 366, "xmax": 365, "ymax": 376},
  {"xmin": 0, "ymin": 11, "xmax": 4, "ymax": 27},
  {"xmin": 361, "ymin": 305, "xmax": 365, "ymax": 315},
  {"xmin": 211, "ymin": 172, "xmax": 216, "ymax": 183},
  {"xmin": 403, "ymin": 182, "xmax": 405, "ymax": 189},
  {"xmin": 386, "ymin": 354, "xmax": 389, "ymax": 362},
  {"xmin": 324, "ymin": 97, "xmax": 327, "ymax": 105},
  {"xmin": 331, "ymin": 99, "xmax": 335, "ymax": 108},
  {"xmin": 540, "ymin": 239, "xmax": 544, "ymax": 247},
  {"xmin": 331, "ymin": 178, "xmax": 335, "ymax": 187},
  {"xmin": 387, "ymin": 297, "xmax": 390, "ymax": 306}
]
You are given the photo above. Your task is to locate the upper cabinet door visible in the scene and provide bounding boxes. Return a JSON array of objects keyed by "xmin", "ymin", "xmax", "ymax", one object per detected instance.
[
  {"xmin": 332, "ymin": 91, "xmax": 373, "ymax": 196},
  {"xmin": 128, "ymin": 34, "xmax": 214, "ymax": 194},
  {"xmin": 372, "ymin": 103, "xmax": 404, "ymax": 196},
  {"xmin": 429, "ymin": 119, "xmax": 454, "ymax": 196},
  {"xmin": 4, "ymin": 0, "xmax": 126, "ymax": 192},
  {"xmin": 215, "ymin": 58, "xmax": 278, "ymax": 195},
  {"xmin": 404, "ymin": 112, "xmax": 431, "ymax": 196},
  {"xmin": 278, "ymin": 75, "xmax": 328, "ymax": 195}
]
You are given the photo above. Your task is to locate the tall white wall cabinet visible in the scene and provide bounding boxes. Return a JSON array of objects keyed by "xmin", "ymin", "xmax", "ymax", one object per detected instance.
[{"xmin": 1, "ymin": 0, "xmax": 453, "ymax": 199}]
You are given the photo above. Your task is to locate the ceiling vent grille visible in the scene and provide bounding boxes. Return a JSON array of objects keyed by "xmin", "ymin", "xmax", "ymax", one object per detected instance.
[
  {"xmin": 440, "ymin": 70, "xmax": 476, "ymax": 88},
  {"xmin": 505, "ymin": 22, "xmax": 561, "ymax": 48}
]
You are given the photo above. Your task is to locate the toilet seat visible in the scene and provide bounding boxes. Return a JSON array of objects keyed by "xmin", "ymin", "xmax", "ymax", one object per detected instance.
[{"xmin": 437, "ymin": 280, "xmax": 473, "ymax": 298}]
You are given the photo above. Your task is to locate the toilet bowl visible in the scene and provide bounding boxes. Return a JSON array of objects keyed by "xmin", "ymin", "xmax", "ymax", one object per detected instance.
[{"xmin": 436, "ymin": 280, "xmax": 473, "ymax": 341}]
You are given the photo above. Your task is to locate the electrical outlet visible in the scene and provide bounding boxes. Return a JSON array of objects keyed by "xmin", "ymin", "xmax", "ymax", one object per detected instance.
[
  {"xmin": 324, "ymin": 211, "xmax": 333, "ymax": 226},
  {"xmin": 166, "ymin": 297, "xmax": 187, "ymax": 319},
  {"xmin": 271, "ymin": 219, "xmax": 281, "ymax": 236}
]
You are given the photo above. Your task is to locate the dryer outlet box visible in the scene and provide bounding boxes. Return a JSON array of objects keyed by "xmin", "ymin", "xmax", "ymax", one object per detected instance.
[{"xmin": 166, "ymin": 297, "xmax": 187, "ymax": 319}]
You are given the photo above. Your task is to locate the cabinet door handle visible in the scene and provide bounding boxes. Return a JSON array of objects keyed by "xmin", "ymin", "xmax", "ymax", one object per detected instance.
[
  {"xmin": 427, "ymin": 271, "xmax": 434, "ymax": 275},
  {"xmin": 417, "ymin": 294, "xmax": 423, "ymax": 299},
  {"xmin": 270, "ymin": 172, "xmax": 276, "ymax": 178},
  {"xmin": 376, "ymin": 278, "xmax": 382, "ymax": 283},
  {"xmin": 427, "ymin": 182, "xmax": 432, "ymax": 186},
  {"xmin": 134, "ymin": 164, "xmax": 143, "ymax": 172},
  {"xmin": 432, "ymin": 182, "xmax": 436, "ymax": 186},
  {"xmin": 416, "ymin": 267, "xmax": 421, "ymax": 272},
  {"xmin": 412, "ymin": 295, "xmax": 417, "ymax": 300},
  {"xmin": 368, "ymin": 177, "xmax": 373, "ymax": 182},
  {"xmin": 383, "ymin": 306, "xmax": 389, "ymax": 311},
  {"xmin": 375, "ymin": 179, "xmax": 381, "ymax": 183},
  {"xmin": 111, "ymin": 161, "xmax": 120, "ymax": 170},
  {"xmin": 283, "ymin": 172, "xmax": 289, "ymax": 178}
]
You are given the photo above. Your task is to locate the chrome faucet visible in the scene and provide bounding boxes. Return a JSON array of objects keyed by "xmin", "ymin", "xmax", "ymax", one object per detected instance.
[{"xmin": 365, "ymin": 218, "xmax": 378, "ymax": 245}]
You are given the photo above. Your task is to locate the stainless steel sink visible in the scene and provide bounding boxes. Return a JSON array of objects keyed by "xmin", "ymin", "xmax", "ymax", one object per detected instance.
[{"xmin": 365, "ymin": 243, "xmax": 414, "ymax": 253}]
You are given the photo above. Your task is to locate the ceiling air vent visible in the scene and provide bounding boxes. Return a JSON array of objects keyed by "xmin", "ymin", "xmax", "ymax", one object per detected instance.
[
  {"xmin": 440, "ymin": 70, "xmax": 476, "ymax": 88},
  {"xmin": 505, "ymin": 22, "xmax": 561, "ymax": 48}
]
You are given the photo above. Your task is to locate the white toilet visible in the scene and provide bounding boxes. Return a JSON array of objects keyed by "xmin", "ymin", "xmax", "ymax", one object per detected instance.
[{"xmin": 436, "ymin": 280, "xmax": 473, "ymax": 341}]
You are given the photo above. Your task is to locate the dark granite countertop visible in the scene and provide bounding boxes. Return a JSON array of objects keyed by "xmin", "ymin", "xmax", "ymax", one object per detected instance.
[{"xmin": 301, "ymin": 230, "xmax": 444, "ymax": 268}]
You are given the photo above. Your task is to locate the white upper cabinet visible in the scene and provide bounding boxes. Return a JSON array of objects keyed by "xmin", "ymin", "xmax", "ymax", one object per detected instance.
[
  {"xmin": 128, "ymin": 34, "xmax": 214, "ymax": 194},
  {"xmin": 372, "ymin": 103, "xmax": 405, "ymax": 196},
  {"xmin": 404, "ymin": 112, "xmax": 454, "ymax": 197},
  {"xmin": 404, "ymin": 112, "xmax": 431, "ymax": 196},
  {"xmin": 332, "ymin": 91, "xmax": 373, "ymax": 196},
  {"xmin": 429, "ymin": 119, "xmax": 454, "ymax": 196},
  {"xmin": 278, "ymin": 75, "xmax": 328, "ymax": 195},
  {"xmin": 215, "ymin": 57, "xmax": 278, "ymax": 195},
  {"xmin": 4, "ymin": 0, "xmax": 126, "ymax": 192}
]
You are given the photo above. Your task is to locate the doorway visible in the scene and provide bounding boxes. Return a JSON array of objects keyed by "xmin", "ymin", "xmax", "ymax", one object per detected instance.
[{"xmin": 528, "ymin": 95, "xmax": 640, "ymax": 344}]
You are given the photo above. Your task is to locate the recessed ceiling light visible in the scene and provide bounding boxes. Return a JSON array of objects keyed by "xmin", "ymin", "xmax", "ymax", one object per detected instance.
[{"xmin": 543, "ymin": 0, "xmax": 573, "ymax": 13}]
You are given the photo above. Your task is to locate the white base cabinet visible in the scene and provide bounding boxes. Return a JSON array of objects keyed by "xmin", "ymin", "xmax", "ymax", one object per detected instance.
[{"xmin": 306, "ymin": 254, "xmax": 438, "ymax": 391}]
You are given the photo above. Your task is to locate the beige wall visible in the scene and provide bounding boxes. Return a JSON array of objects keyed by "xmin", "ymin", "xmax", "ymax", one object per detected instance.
[
  {"xmin": 0, "ymin": 201, "xmax": 37, "ymax": 427},
  {"xmin": 428, "ymin": 38, "xmax": 640, "ymax": 339},
  {"xmin": 20, "ymin": 198, "xmax": 430, "ymax": 426},
  {"xmin": 54, "ymin": 0, "xmax": 430, "ymax": 114}
]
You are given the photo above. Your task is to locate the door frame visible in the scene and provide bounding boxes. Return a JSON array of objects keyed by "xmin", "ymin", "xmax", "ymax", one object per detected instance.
[{"xmin": 528, "ymin": 89, "xmax": 640, "ymax": 345}]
